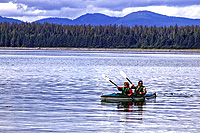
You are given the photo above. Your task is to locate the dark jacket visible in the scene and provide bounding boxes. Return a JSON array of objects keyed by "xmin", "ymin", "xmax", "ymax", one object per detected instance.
[{"xmin": 131, "ymin": 85, "xmax": 146, "ymax": 95}]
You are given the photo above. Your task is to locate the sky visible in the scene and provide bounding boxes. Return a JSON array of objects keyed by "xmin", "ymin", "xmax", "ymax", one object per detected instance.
[{"xmin": 1, "ymin": 0, "xmax": 200, "ymax": 22}]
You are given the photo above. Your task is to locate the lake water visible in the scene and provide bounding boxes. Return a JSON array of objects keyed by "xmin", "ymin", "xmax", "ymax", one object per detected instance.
[{"xmin": 0, "ymin": 50, "xmax": 200, "ymax": 132}]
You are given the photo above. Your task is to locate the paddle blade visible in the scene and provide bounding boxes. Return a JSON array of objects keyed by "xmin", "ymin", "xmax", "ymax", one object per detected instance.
[
  {"xmin": 102, "ymin": 74, "xmax": 110, "ymax": 81},
  {"xmin": 120, "ymin": 71, "xmax": 133, "ymax": 84},
  {"xmin": 102, "ymin": 74, "xmax": 118, "ymax": 87},
  {"xmin": 120, "ymin": 71, "xmax": 127, "ymax": 78}
]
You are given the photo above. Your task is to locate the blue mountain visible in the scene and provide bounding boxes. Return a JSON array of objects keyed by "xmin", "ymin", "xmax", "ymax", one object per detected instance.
[
  {"xmin": 1, "ymin": 11, "xmax": 200, "ymax": 27},
  {"xmin": 35, "ymin": 17, "xmax": 73, "ymax": 25},
  {"xmin": 0, "ymin": 16, "xmax": 22, "ymax": 23},
  {"xmin": 118, "ymin": 11, "xmax": 200, "ymax": 27},
  {"xmin": 73, "ymin": 13, "xmax": 118, "ymax": 25},
  {"xmin": 35, "ymin": 11, "xmax": 200, "ymax": 27}
]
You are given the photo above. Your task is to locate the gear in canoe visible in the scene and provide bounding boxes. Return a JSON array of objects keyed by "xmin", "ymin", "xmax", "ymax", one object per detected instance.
[{"xmin": 101, "ymin": 92, "xmax": 156, "ymax": 102}]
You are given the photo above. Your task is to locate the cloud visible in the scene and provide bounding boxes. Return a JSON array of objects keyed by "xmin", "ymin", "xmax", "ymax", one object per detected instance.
[
  {"xmin": 11, "ymin": 0, "xmax": 89, "ymax": 10},
  {"xmin": 0, "ymin": 2, "xmax": 46, "ymax": 17},
  {"xmin": 1, "ymin": 0, "xmax": 200, "ymax": 22},
  {"xmin": 0, "ymin": 0, "xmax": 11, "ymax": 3},
  {"xmin": 10, "ymin": 0, "xmax": 200, "ymax": 11},
  {"xmin": 90, "ymin": 0, "xmax": 200, "ymax": 12}
]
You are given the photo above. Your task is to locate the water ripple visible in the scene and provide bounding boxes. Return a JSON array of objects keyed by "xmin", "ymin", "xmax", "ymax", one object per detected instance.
[{"xmin": 0, "ymin": 50, "xmax": 200, "ymax": 132}]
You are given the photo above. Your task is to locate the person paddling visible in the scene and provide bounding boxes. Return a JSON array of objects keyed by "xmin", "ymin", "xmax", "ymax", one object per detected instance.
[
  {"xmin": 117, "ymin": 82, "xmax": 133, "ymax": 97},
  {"xmin": 131, "ymin": 80, "xmax": 147, "ymax": 96}
]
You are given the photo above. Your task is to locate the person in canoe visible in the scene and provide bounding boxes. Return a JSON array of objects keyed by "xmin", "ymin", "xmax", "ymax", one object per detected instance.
[
  {"xmin": 131, "ymin": 80, "xmax": 147, "ymax": 96},
  {"xmin": 117, "ymin": 82, "xmax": 133, "ymax": 96}
]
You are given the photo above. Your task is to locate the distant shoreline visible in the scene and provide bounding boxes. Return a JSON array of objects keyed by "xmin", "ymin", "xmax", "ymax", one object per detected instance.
[{"xmin": 1, "ymin": 47, "xmax": 200, "ymax": 53}]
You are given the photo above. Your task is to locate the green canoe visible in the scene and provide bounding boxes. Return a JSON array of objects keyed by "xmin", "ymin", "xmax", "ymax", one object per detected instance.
[{"xmin": 101, "ymin": 93, "xmax": 156, "ymax": 102}]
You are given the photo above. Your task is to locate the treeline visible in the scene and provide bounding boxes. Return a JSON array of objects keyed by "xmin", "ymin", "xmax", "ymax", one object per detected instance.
[{"xmin": 0, "ymin": 22, "xmax": 200, "ymax": 49}]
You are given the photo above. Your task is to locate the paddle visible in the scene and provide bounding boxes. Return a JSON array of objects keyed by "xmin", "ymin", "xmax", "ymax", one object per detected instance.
[
  {"xmin": 102, "ymin": 74, "xmax": 118, "ymax": 87},
  {"xmin": 120, "ymin": 71, "xmax": 133, "ymax": 84}
]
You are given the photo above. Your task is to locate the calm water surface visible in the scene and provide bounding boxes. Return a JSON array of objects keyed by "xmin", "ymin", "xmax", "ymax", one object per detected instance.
[{"xmin": 0, "ymin": 50, "xmax": 200, "ymax": 132}]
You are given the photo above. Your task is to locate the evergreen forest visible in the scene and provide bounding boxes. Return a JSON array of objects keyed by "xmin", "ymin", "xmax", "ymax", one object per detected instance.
[{"xmin": 0, "ymin": 22, "xmax": 200, "ymax": 49}]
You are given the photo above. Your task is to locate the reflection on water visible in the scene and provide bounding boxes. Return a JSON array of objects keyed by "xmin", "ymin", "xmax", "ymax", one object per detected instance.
[
  {"xmin": 117, "ymin": 101, "xmax": 146, "ymax": 121},
  {"xmin": 101, "ymin": 99, "xmax": 156, "ymax": 122}
]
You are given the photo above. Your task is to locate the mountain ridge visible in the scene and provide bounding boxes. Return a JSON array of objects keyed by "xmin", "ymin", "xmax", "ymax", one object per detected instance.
[
  {"xmin": 0, "ymin": 16, "xmax": 22, "ymax": 23},
  {"xmin": 1, "ymin": 11, "xmax": 200, "ymax": 27}
]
